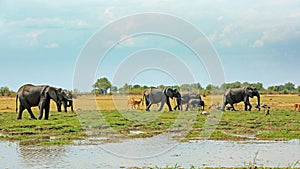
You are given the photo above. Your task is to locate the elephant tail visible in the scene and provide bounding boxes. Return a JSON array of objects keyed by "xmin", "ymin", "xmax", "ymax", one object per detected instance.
[{"xmin": 16, "ymin": 94, "xmax": 18, "ymax": 113}]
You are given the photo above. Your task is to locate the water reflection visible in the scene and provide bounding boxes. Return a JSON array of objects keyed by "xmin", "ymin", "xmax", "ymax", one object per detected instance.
[
  {"xmin": 0, "ymin": 139, "xmax": 299, "ymax": 169},
  {"xmin": 18, "ymin": 145, "xmax": 67, "ymax": 168}
]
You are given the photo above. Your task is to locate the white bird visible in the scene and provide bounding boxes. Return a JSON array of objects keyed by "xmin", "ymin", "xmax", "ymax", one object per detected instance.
[{"xmin": 201, "ymin": 111, "xmax": 209, "ymax": 115}]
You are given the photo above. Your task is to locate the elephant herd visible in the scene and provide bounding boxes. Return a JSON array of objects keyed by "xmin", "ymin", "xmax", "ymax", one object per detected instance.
[
  {"xmin": 15, "ymin": 84, "xmax": 261, "ymax": 120},
  {"xmin": 143, "ymin": 87, "xmax": 205, "ymax": 112},
  {"xmin": 142, "ymin": 86, "xmax": 260, "ymax": 112},
  {"xmin": 16, "ymin": 84, "xmax": 73, "ymax": 120}
]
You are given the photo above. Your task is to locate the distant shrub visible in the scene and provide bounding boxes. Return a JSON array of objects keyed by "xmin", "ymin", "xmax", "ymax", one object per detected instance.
[{"xmin": 0, "ymin": 86, "xmax": 15, "ymax": 96}]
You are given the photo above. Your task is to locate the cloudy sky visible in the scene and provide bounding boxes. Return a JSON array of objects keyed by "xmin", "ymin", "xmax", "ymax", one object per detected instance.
[{"xmin": 1, "ymin": 0, "xmax": 300, "ymax": 91}]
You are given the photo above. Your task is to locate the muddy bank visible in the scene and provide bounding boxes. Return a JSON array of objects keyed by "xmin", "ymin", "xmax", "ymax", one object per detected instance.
[{"xmin": 1, "ymin": 137, "xmax": 299, "ymax": 168}]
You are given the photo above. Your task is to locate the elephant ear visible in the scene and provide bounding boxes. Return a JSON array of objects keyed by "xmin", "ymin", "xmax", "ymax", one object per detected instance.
[
  {"xmin": 45, "ymin": 87, "xmax": 60, "ymax": 103},
  {"xmin": 40, "ymin": 85, "xmax": 49, "ymax": 98},
  {"xmin": 244, "ymin": 86, "xmax": 254, "ymax": 97},
  {"xmin": 61, "ymin": 89, "xmax": 71, "ymax": 100},
  {"xmin": 163, "ymin": 88, "xmax": 174, "ymax": 99},
  {"xmin": 173, "ymin": 88, "xmax": 181, "ymax": 98}
]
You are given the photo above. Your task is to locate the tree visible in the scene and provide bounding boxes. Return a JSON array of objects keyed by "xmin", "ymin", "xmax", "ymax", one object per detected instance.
[
  {"xmin": 132, "ymin": 84, "xmax": 141, "ymax": 89},
  {"xmin": 180, "ymin": 84, "xmax": 191, "ymax": 91},
  {"xmin": 250, "ymin": 82, "xmax": 264, "ymax": 91},
  {"xmin": 205, "ymin": 84, "xmax": 219, "ymax": 91},
  {"xmin": 0, "ymin": 86, "xmax": 14, "ymax": 96},
  {"xmin": 111, "ymin": 86, "xmax": 118, "ymax": 93},
  {"xmin": 242, "ymin": 82, "xmax": 250, "ymax": 87},
  {"xmin": 157, "ymin": 85, "xmax": 165, "ymax": 89},
  {"xmin": 231, "ymin": 81, "xmax": 241, "ymax": 88},
  {"xmin": 93, "ymin": 77, "xmax": 112, "ymax": 94},
  {"xmin": 119, "ymin": 83, "xmax": 131, "ymax": 94},
  {"xmin": 284, "ymin": 82, "xmax": 295, "ymax": 91}
]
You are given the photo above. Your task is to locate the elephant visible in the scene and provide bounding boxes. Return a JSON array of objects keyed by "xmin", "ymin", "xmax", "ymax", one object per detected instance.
[
  {"xmin": 143, "ymin": 87, "xmax": 181, "ymax": 111},
  {"xmin": 16, "ymin": 84, "xmax": 68, "ymax": 120},
  {"xmin": 174, "ymin": 92, "xmax": 202, "ymax": 111},
  {"xmin": 143, "ymin": 87, "xmax": 157, "ymax": 108},
  {"xmin": 222, "ymin": 86, "xmax": 260, "ymax": 111},
  {"xmin": 56, "ymin": 90, "xmax": 74, "ymax": 112},
  {"xmin": 186, "ymin": 99, "xmax": 205, "ymax": 111}
]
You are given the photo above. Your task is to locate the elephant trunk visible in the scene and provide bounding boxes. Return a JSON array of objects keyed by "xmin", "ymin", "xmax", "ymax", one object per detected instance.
[{"xmin": 257, "ymin": 93, "xmax": 261, "ymax": 111}]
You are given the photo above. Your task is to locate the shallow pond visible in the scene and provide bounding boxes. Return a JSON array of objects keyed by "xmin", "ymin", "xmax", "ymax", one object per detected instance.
[{"xmin": 1, "ymin": 136, "xmax": 299, "ymax": 168}]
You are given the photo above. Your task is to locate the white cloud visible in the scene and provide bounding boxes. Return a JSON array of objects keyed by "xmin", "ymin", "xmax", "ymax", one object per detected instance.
[
  {"xmin": 251, "ymin": 26, "xmax": 300, "ymax": 48},
  {"xmin": 118, "ymin": 34, "xmax": 135, "ymax": 47},
  {"xmin": 217, "ymin": 16, "xmax": 223, "ymax": 21},
  {"xmin": 223, "ymin": 24, "xmax": 233, "ymax": 33},
  {"xmin": 8, "ymin": 17, "xmax": 90, "ymax": 30},
  {"xmin": 24, "ymin": 30, "xmax": 46, "ymax": 46},
  {"xmin": 208, "ymin": 33, "xmax": 217, "ymax": 42},
  {"xmin": 288, "ymin": 12, "xmax": 300, "ymax": 18},
  {"xmin": 252, "ymin": 40, "xmax": 264, "ymax": 48},
  {"xmin": 44, "ymin": 43, "xmax": 59, "ymax": 48},
  {"xmin": 104, "ymin": 7, "xmax": 112, "ymax": 16}
]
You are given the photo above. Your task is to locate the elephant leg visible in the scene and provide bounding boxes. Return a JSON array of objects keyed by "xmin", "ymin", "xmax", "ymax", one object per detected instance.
[
  {"xmin": 244, "ymin": 101, "xmax": 252, "ymax": 111},
  {"xmin": 70, "ymin": 102, "xmax": 74, "ymax": 112},
  {"xmin": 57, "ymin": 102, "xmax": 62, "ymax": 112},
  {"xmin": 145, "ymin": 98, "xmax": 150, "ymax": 109},
  {"xmin": 158, "ymin": 97, "xmax": 168, "ymax": 111},
  {"xmin": 244, "ymin": 102, "xmax": 248, "ymax": 111},
  {"xmin": 201, "ymin": 102, "xmax": 204, "ymax": 110},
  {"xmin": 69, "ymin": 100, "xmax": 74, "ymax": 112},
  {"xmin": 230, "ymin": 103, "xmax": 236, "ymax": 111},
  {"xmin": 44, "ymin": 103, "xmax": 50, "ymax": 120},
  {"xmin": 165, "ymin": 97, "xmax": 172, "ymax": 111},
  {"xmin": 38, "ymin": 108, "xmax": 44, "ymax": 120},
  {"xmin": 248, "ymin": 103, "xmax": 252, "ymax": 111},
  {"xmin": 222, "ymin": 101, "xmax": 228, "ymax": 111},
  {"xmin": 189, "ymin": 104, "xmax": 193, "ymax": 111},
  {"xmin": 38, "ymin": 101, "xmax": 45, "ymax": 120},
  {"xmin": 185, "ymin": 104, "xmax": 189, "ymax": 111},
  {"xmin": 27, "ymin": 108, "xmax": 37, "ymax": 120},
  {"xmin": 17, "ymin": 105, "xmax": 25, "ymax": 120},
  {"xmin": 157, "ymin": 96, "xmax": 167, "ymax": 111},
  {"xmin": 157, "ymin": 102, "xmax": 164, "ymax": 111},
  {"xmin": 146, "ymin": 103, "xmax": 152, "ymax": 111},
  {"xmin": 63, "ymin": 101, "xmax": 67, "ymax": 112}
]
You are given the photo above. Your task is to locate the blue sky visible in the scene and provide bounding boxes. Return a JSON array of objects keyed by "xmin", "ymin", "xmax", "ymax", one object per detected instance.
[{"xmin": 1, "ymin": 0, "xmax": 300, "ymax": 91}]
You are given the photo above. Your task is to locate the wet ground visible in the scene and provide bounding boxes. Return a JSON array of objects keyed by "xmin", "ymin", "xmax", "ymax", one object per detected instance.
[{"xmin": 1, "ymin": 137, "xmax": 299, "ymax": 168}]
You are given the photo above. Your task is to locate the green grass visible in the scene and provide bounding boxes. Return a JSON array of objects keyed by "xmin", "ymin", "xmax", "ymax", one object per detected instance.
[
  {"xmin": 1, "ymin": 94, "xmax": 300, "ymax": 145},
  {"xmin": 0, "ymin": 111, "xmax": 86, "ymax": 145},
  {"xmin": 1, "ymin": 108, "xmax": 300, "ymax": 145}
]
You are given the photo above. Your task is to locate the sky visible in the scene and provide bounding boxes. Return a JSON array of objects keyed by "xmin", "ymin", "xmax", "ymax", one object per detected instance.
[{"xmin": 1, "ymin": 0, "xmax": 300, "ymax": 92}]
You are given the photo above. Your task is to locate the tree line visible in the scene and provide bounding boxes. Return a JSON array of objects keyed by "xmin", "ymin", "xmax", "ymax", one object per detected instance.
[
  {"xmin": 1, "ymin": 78, "xmax": 299, "ymax": 96},
  {"xmin": 92, "ymin": 77, "xmax": 300, "ymax": 95}
]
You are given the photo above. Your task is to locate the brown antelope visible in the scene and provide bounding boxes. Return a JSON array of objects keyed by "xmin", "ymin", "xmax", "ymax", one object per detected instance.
[
  {"xmin": 294, "ymin": 103, "xmax": 300, "ymax": 112},
  {"xmin": 128, "ymin": 98, "xmax": 143, "ymax": 110}
]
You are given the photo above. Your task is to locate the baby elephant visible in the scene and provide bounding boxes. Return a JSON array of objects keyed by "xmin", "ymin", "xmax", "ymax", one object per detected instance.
[{"xmin": 186, "ymin": 99, "xmax": 204, "ymax": 111}]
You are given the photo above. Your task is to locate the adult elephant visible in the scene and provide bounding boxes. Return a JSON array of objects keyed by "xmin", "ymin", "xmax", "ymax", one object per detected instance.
[
  {"xmin": 16, "ymin": 84, "xmax": 68, "ymax": 120},
  {"xmin": 222, "ymin": 86, "xmax": 260, "ymax": 111},
  {"xmin": 174, "ymin": 92, "xmax": 201, "ymax": 111},
  {"xmin": 144, "ymin": 88, "xmax": 181, "ymax": 111},
  {"xmin": 57, "ymin": 90, "xmax": 74, "ymax": 112}
]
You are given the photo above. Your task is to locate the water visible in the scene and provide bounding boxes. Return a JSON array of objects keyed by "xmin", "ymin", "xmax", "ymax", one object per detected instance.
[{"xmin": 1, "ymin": 138, "xmax": 299, "ymax": 169}]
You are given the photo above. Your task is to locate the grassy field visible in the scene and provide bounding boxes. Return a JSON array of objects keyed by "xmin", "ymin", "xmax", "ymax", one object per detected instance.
[{"xmin": 0, "ymin": 94, "xmax": 299, "ymax": 145}]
